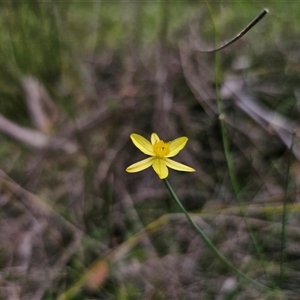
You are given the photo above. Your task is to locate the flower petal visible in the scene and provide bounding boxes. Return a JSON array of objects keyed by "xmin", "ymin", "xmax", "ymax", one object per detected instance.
[
  {"xmin": 166, "ymin": 137, "xmax": 188, "ymax": 157},
  {"xmin": 130, "ymin": 134, "xmax": 154, "ymax": 156},
  {"xmin": 151, "ymin": 133, "xmax": 160, "ymax": 145},
  {"xmin": 126, "ymin": 157, "xmax": 155, "ymax": 173},
  {"xmin": 152, "ymin": 158, "xmax": 168, "ymax": 179},
  {"xmin": 164, "ymin": 158, "xmax": 195, "ymax": 172}
]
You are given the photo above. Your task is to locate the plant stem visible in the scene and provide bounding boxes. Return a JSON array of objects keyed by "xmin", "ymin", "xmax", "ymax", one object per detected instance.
[
  {"xmin": 163, "ymin": 178, "xmax": 270, "ymax": 292},
  {"xmin": 280, "ymin": 130, "xmax": 295, "ymax": 287},
  {"xmin": 204, "ymin": 1, "xmax": 275, "ymax": 288}
]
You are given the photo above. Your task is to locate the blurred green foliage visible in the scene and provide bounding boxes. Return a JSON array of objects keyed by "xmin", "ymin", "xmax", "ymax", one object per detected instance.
[
  {"xmin": 0, "ymin": 0, "xmax": 299, "ymax": 102},
  {"xmin": 1, "ymin": 0, "xmax": 300, "ymax": 299}
]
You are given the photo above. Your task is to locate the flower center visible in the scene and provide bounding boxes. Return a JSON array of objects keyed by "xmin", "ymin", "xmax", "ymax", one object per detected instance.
[{"xmin": 153, "ymin": 140, "xmax": 170, "ymax": 158}]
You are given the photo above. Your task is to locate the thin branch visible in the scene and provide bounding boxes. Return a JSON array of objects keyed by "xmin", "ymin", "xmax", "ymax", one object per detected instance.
[{"xmin": 197, "ymin": 9, "xmax": 269, "ymax": 53}]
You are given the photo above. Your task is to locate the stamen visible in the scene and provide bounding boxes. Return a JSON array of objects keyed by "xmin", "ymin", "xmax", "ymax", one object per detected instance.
[{"xmin": 153, "ymin": 140, "xmax": 170, "ymax": 158}]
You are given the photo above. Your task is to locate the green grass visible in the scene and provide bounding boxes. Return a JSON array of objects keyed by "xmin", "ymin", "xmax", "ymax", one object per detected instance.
[{"xmin": 0, "ymin": 0, "xmax": 300, "ymax": 299}]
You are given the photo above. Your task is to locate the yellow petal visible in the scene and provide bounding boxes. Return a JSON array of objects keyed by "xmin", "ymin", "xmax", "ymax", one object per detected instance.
[
  {"xmin": 152, "ymin": 159, "xmax": 168, "ymax": 179},
  {"xmin": 151, "ymin": 133, "xmax": 160, "ymax": 145},
  {"xmin": 164, "ymin": 158, "xmax": 195, "ymax": 172},
  {"xmin": 130, "ymin": 134, "xmax": 154, "ymax": 156},
  {"xmin": 166, "ymin": 137, "xmax": 188, "ymax": 157},
  {"xmin": 126, "ymin": 157, "xmax": 155, "ymax": 173}
]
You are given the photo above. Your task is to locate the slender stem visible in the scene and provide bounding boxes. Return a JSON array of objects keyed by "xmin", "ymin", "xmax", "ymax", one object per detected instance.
[
  {"xmin": 204, "ymin": 1, "xmax": 275, "ymax": 288},
  {"xmin": 198, "ymin": 9, "xmax": 269, "ymax": 53},
  {"xmin": 163, "ymin": 178, "xmax": 270, "ymax": 292},
  {"xmin": 280, "ymin": 131, "xmax": 295, "ymax": 287}
]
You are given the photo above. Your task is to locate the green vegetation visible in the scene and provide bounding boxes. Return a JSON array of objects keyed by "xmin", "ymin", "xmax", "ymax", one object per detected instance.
[{"xmin": 0, "ymin": 1, "xmax": 300, "ymax": 299}]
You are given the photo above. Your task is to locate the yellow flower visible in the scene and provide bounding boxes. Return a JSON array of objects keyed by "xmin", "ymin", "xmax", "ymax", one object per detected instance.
[{"xmin": 126, "ymin": 133, "xmax": 195, "ymax": 179}]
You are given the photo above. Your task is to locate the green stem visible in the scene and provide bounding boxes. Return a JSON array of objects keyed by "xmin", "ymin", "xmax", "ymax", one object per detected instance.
[
  {"xmin": 204, "ymin": 1, "xmax": 275, "ymax": 288},
  {"xmin": 280, "ymin": 131, "xmax": 295, "ymax": 287},
  {"xmin": 163, "ymin": 178, "xmax": 270, "ymax": 292}
]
